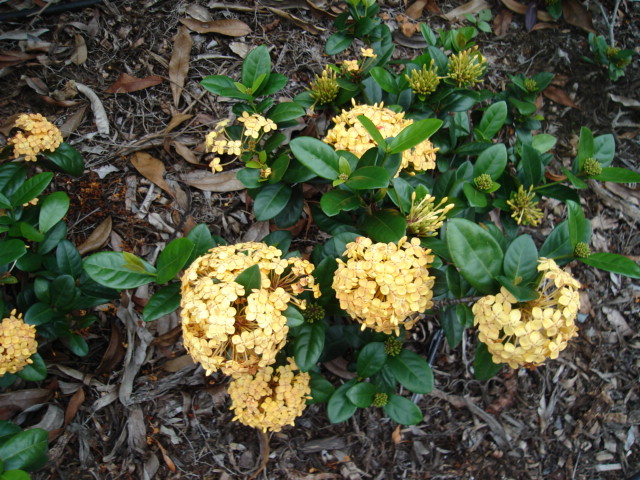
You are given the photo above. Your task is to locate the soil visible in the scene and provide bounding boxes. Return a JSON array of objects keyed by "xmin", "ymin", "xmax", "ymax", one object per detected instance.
[{"xmin": 0, "ymin": 1, "xmax": 639, "ymax": 479}]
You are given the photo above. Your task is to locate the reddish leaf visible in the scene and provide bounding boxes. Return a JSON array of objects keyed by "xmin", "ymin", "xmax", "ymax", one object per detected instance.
[
  {"xmin": 105, "ymin": 73, "xmax": 164, "ymax": 94},
  {"xmin": 562, "ymin": 0, "xmax": 596, "ymax": 33},
  {"xmin": 179, "ymin": 18, "xmax": 251, "ymax": 36},
  {"xmin": 543, "ymin": 86, "xmax": 579, "ymax": 109}
]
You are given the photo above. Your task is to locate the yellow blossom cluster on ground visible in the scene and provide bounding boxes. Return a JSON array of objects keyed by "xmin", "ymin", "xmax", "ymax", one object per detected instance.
[
  {"xmin": 180, "ymin": 242, "xmax": 319, "ymax": 377},
  {"xmin": 0, "ymin": 310, "xmax": 37, "ymax": 376},
  {"xmin": 332, "ymin": 236, "xmax": 435, "ymax": 335},
  {"xmin": 8, "ymin": 113, "xmax": 63, "ymax": 162},
  {"xmin": 323, "ymin": 101, "xmax": 439, "ymax": 176},
  {"xmin": 228, "ymin": 358, "xmax": 310, "ymax": 432},
  {"xmin": 473, "ymin": 258, "xmax": 581, "ymax": 368}
]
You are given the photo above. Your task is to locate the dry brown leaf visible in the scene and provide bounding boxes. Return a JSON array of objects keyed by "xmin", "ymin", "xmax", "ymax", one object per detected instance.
[
  {"xmin": 0, "ymin": 50, "xmax": 37, "ymax": 68},
  {"xmin": 499, "ymin": 0, "xmax": 553, "ymax": 20},
  {"xmin": 59, "ymin": 105, "xmax": 87, "ymax": 138},
  {"xmin": 171, "ymin": 141, "xmax": 200, "ymax": 164},
  {"xmin": 180, "ymin": 169, "xmax": 245, "ymax": 192},
  {"xmin": 151, "ymin": 325, "xmax": 182, "ymax": 348},
  {"xmin": 543, "ymin": 86, "xmax": 579, "ymax": 109},
  {"xmin": 0, "ymin": 114, "xmax": 21, "ymax": 136},
  {"xmin": 179, "ymin": 18, "xmax": 251, "ymax": 36},
  {"xmin": 604, "ymin": 307, "xmax": 633, "ymax": 337},
  {"xmin": 161, "ymin": 355, "xmax": 195, "ymax": 372},
  {"xmin": 444, "ymin": 0, "xmax": 490, "ymax": 20},
  {"xmin": 609, "ymin": 93, "xmax": 640, "ymax": 111},
  {"xmin": 74, "ymin": 81, "xmax": 110, "ymax": 134},
  {"xmin": 154, "ymin": 438, "xmax": 177, "ymax": 473},
  {"xmin": 25, "ymin": 77, "xmax": 48, "ymax": 95},
  {"xmin": 0, "ymin": 389, "xmax": 53, "ymax": 420},
  {"xmin": 493, "ymin": 9, "xmax": 513, "ymax": 36},
  {"xmin": 130, "ymin": 152, "xmax": 176, "ymax": 198},
  {"xmin": 266, "ymin": 7, "xmax": 325, "ymax": 34},
  {"xmin": 70, "ymin": 34, "xmax": 87, "ymax": 65},
  {"xmin": 562, "ymin": 0, "xmax": 595, "ymax": 33},
  {"xmin": 169, "ymin": 26, "xmax": 192, "ymax": 109},
  {"xmin": 530, "ymin": 22, "xmax": 558, "ymax": 31},
  {"xmin": 164, "ymin": 113, "xmax": 193, "ymax": 133},
  {"xmin": 78, "ymin": 216, "xmax": 112, "ymax": 255},
  {"xmin": 406, "ymin": 0, "xmax": 427, "ymax": 19},
  {"xmin": 392, "ymin": 425, "xmax": 403, "ymax": 444},
  {"xmin": 96, "ymin": 321, "xmax": 126, "ymax": 374},
  {"xmin": 105, "ymin": 73, "xmax": 164, "ymax": 94},
  {"xmin": 64, "ymin": 387, "xmax": 85, "ymax": 426}
]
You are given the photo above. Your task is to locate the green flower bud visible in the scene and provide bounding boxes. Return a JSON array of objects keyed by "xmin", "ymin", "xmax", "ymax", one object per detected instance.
[
  {"xmin": 524, "ymin": 78, "xmax": 538, "ymax": 92},
  {"xmin": 582, "ymin": 157, "xmax": 602, "ymax": 177},
  {"xmin": 447, "ymin": 46, "xmax": 487, "ymax": 88},
  {"xmin": 605, "ymin": 46, "xmax": 621, "ymax": 59},
  {"xmin": 309, "ymin": 68, "xmax": 339, "ymax": 105},
  {"xmin": 573, "ymin": 242, "xmax": 591, "ymax": 258},
  {"xmin": 474, "ymin": 173, "xmax": 493, "ymax": 191},
  {"xmin": 372, "ymin": 392, "xmax": 389, "ymax": 407},
  {"xmin": 405, "ymin": 60, "xmax": 440, "ymax": 98},
  {"xmin": 304, "ymin": 303, "xmax": 325, "ymax": 324},
  {"xmin": 384, "ymin": 336, "xmax": 403, "ymax": 357}
]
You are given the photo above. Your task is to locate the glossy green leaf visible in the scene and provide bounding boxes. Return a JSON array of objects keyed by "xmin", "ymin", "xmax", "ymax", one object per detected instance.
[
  {"xmin": 10, "ymin": 172, "xmax": 53, "ymax": 207},
  {"xmin": 473, "ymin": 143, "xmax": 507, "ymax": 179},
  {"xmin": 262, "ymin": 230, "xmax": 292, "ymax": 253},
  {"xmin": 254, "ymin": 183, "xmax": 292, "ymax": 221},
  {"xmin": 497, "ymin": 276, "xmax": 539, "ymax": 302},
  {"xmin": 520, "ymin": 144, "xmax": 543, "ymax": 187},
  {"xmin": 327, "ymin": 380, "xmax": 357, "ymax": 423},
  {"xmin": 593, "ymin": 134, "xmax": 615, "ymax": 167},
  {"xmin": 200, "ymin": 75, "xmax": 253, "ymax": 101},
  {"xmin": 0, "ymin": 239, "xmax": 26, "ymax": 266},
  {"xmin": 0, "ymin": 469, "xmax": 32, "ymax": 480},
  {"xmin": 234, "ymin": 264, "xmax": 261, "ymax": 293},
  {"xmin": 357, "ymin": 115, "xmax": 387, "ymax": 149},
  {"xmin": 186, "ymin": 224, "xmax": 214, "ymax": 264},
  {"xmin": 308, "ymin": 373, "xmax": 335, "ymax": 404},
  {"xmin": 325, "ymin": 32, "xmax": 352, "ymax": 55},
  {"xmin": 49, "ymin": 275, "xmax": 77, "ymax": 308},
  {"xmin": 39, "ymin": 191, "xmax": 69, "ymax": 233},
  {"xmin": 0, "ymin": 421, "xmax": 21, "ymax": 445},
  {"xmin": 561, "ymin": 166, "xmax": 588, "ymax": 189},
  {"xmin": 370, "ymin": 66, "xmax": 399, "ymax": 94},
  {"xmin": 346, "ymin": 166, "xmax": 390, "ymax": 190},
  {"xmin": 56, "ymin": 240, "xmax": 83, "ymax": 278},
  {"xmin": 388, "ymin": 119, "xmax": 442, "ymax": 154},
  {"xmin": 156, "ymin": 238, "xmax": 194, "ymax": 284},
  {"xmin": 566, "ymin": 200, "xmax": 586, "ymax": 248},
  {"xmin": 462, "ymin": 183, "xmax": 488, "ymax": 208},
  {"xmin": 320, "ymin": 190, "xmax": 361, "ymax": 217},
  {"xmin": 360, "ymin": 210, "xmax": 406, "ymax": 243},
  {"xmin": 267, "ymin": 102, "xmax": 305, "ymax": 124},
  {"xmin": 446, "ymin": 218, "xmax": 503, "ymax": 293},
  {"xmin": 346, "ymin": 382, "xmax": 377, "ymax": 408},
  {"xmin": 441, "ymin": 305, "xmax": 464, "ymax": 348},
  {"xmin": 477, "ymin": 101, "xmax": 507, "ymax": 140},
  {"xmin": 143, "ymin": 282, "xmax": 181, "ymax": 322},
  {"xmin": 42, "ymin": 142, "xmax": 84, "ymax": 176},
  {"xmin": 283, "ymin": 305, "xmax": 305, "ymax": 327},
  {"xmin": 290, "ymin": 137, "xmax": 340, "ymax": 180},
  {"xmin": 580, "ymin": 253, "xmax": 640, "ymax": 279},
  {"xmin": 39, "ymin": 221, "xmax": 67, "ymax": 255},
  {"xmin": 593, "ymin": 167, "xmax": 640, "ymax": 183},
  {"xmin": 294, "ymin": 322, "xmax": 326, "ymax": 372},
  {"xmin": 503, "ymin": 235, "xmax": 538, "ymax": 284},
  {"xmin": 13, "ymin": 222, "xmax": 44, "ymax": 243},
  {"xmin": 24, "ymin": 303, "xmax": 58, "ymax": 326},
  {"xmin": 67, "ymin": 333, "xmax": 89, "ymax": 357},
  {"xmin": 15, "ymin": 353, "xmax": 47, "ymax": 382},
  {"xmin": 387, "ymin": 349, "xmax": 433, "ymax": 394},
  {"xmin": 576, "ymin": 127, "xmax": 594, "ymax": 171},
  {"xmin": 84, "ymin": 252, "xmax": 156, "ymax": 289},
  {"xmin": 356, "ymin": 342, "xmax": 387, "ymax": 378},
  {"xmin": 0, "ymin": 428, "xmax": 48, "ymax": 471},
  {"xmin": 383, "ymin": 395, "xmax": 422, "ymax": 425},
  {"xmin": 531, "ymin": 134, "xmax": 557, "ymax": 153},
  {"xmin": 539, "ymin": 221, "xmax": 572, "ymax": 261},
  {"xmin": 474, "ymin": 342, "xmax": 503, "ymax": 380}
]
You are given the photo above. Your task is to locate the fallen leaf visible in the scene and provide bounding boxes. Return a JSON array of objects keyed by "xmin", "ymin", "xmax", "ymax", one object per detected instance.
[
  {"xmin": 161, "ymin": 355, "xmax": 195, "ymax": 372},
  {"xmin": 493, "ymin": 9, "xmax": 513, "ymax": 36},
  {"xmin": 499, "ymin": 0, "xmax": 553, "ymax": 21},
  {"xmin": 543, "ymin": 86, "xmax": 579, "ymax": 108},
  {"xmin": 96, "ymin": 320, "xmax": 126, "ymax": 374},
  {"xmin": 130, "ymin": 152, "xmax": 177, "ymax": 198},
  {"xmin": 0, "ymin": 389, "xmax": 53, "ymax": 420},
  {"xmin": 25, "ymin": 77, "xmax": 49, "ymax": 95},
  {"xmin": 0, "ymin": 114, "xmax": 21, "ymax": 136},
  {"xmin": 151, "ymin": 325, "xmax": 182, "ymax": 348},
  {"xmin": 530, "ymin": 21, "xmax": 558, "ymax": 31},
  {"xmin": 73, "ymin": 81, "xmax": 110, "ymax": 134},
  {"xmin": 562, "ymin": 0, "xmax": 595, "ymax": 33},
  {"xmin": 392, "ymin": 425, "xmax": 402, "ymax": 444},
  {"xmin": 153, "ymin": 438, "xmax": 177, "ymax": 473},
  {"xmin": 0, "ymin": 28, "xmax": 49, "ymax": 41},
  {"xmin": 609, "ymin": 93, "xmax": 640, "ymax": 111},
  {"xmin": 184, "ymin": 3, "xmax": 212, "ymax": 22},
  {"xmin": 169, "ymin": 26, "xmax": 192, "ymax": 109},
  {"xmin": 444, "ymin": 0, "xmax": 490, "ymax": 20},
  {"xmin": 179, "ymin": 18, "xmax": 251, "ymax": 36},
  {"xmin": 229, "ymin": 42, "xmax": 251, "ymax": 58},
  {"xmin": 69, "ymin": 34, "xmax": 87, "ymax": 65},
  {"xmin": 180, "ymin": 169, "xmax": 245, "ymax": 192},
  {"xmin": 164, "ymin": 113, "xmax": 193, "ymax": 133},
  {"xmin": 603, "ymin": 307, "xmax": 633, "ymax": 337},
  {"xmin": 64, "ymin": 387, "xmax": 85, "ymax": 426},
  {"xmin": 406, "ymin": 0, "xmax": 428, "ymax": 19},
  {"xmin": 171, "ymin": 140, "xmax": 200, "ymax": 164},
  {"xmin": 266, "ymin": 7, "xmax": 325, "ymax": 34},
  {"xmin": 59, "ymin": 106, "xmax": 87, "ymax": 138},
  {"xmin": 105, "ymin": 73, "xmax": 164, "ymax": 93},
  {"xmin": 78, "ymin": 216, "xmax": 112, "ymax": 255},
  {"xmin": 241, "ymin": 221, "xmax": 270, "ymax": 242},
  {"xmin": 0, "ymin": 50, "xmax": 37, "ymax": 68},
  {"xmin": 397, "ymin": 15, "xmax": 420, "ymax": 37}
]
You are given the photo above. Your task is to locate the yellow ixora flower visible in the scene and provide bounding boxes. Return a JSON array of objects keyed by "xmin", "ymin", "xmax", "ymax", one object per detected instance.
[
  {"xmin": 506, "ymin": 185, "xmax": 544, "ymax": 226},
  {"xmin": 447, "ymin": 46, "xmax": 487, "ymax": 88},
  {"xmin": 180, "ymin": 243, "xmax": 319, "ymax": 377},
  {"xmin": 0, "ymin": 310, "xmax": 38, "ymax": 376},
  {"xmin": 228, "ymin": 358, "xmax": 311, "ymax": 432},
  {"xmin": 323, "ymin": 100, "xmax": 438, "ymax": 176},
  {"xmin": 8, "ymin": 113, "xmax": 63, "ymax": 162},
  {"xmin": 472, "ymin": 258, "xmax": 581, "ymax": 369},
  {"xmin": 332, "ymin": 236, "xmax": 435, "ymax": 335},
  {"xmin": 405, "ymin": 60, "xmax": 441, "ymax": 99},
  {"xmin": 406, "ymin": 192, "xmax": 454, "ymax": 237}
]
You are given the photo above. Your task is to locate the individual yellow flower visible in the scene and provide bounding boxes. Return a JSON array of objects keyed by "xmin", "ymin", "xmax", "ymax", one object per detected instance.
[
  {"xmin": 342, "ymin": 59, "xmax": 360, "ymax": 73},
  {"xmin": 447, "ymin": 46, "xmax": 487, "ymax": 88},
  {"xmin": 406, "ymin": 192, "xmax": 454, "ymax": 237},
  {"xmin": 360, "ymin": 48, "xmax": 376, "ymax": 58},
  {"xmin": 506, "ymin": 185, "xmax": 544, "ymax": 226},
  {"xmin": 309, "ymin": 67, "xmax": 340, "ymax": 105},
  {"xmin": 209, "ymin": 157, "xmax": 223, "ymax": 173},
  {"xmin": 0, "ymin": 310, "xmax": 38, "ymax": 376},
  {"xmin": 332, "ymin": 236, "xmax": 435, "ymax": 335},
  {"xmin": 8, "ymin": 113, "xmax": 63, "ymax": 162},
  {"xmin": 180, "ymin": 243, "xmax": 319, "ymax": 377},
  {"xmin": 323, "ymin": 100, "xmax": 438, "ymax": 176},
  {"xmin": 228, "ymin": 358, "xmax": 311, "ymax": 432},
  {"xmin": 472, "ymin": 258, "xmax": 581, "ymax": 369}
]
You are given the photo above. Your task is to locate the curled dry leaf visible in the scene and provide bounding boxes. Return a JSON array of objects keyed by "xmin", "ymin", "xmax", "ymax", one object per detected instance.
[
  {"xmin": 179, "ymin": 18, "xmax": 251, "ymax": 36},
  {"xmin": 105, "ymin": 73, "xmax": 164, "ymax": 93},
  {"xmin": 130, "ymin": 151, "xmax": 177, "ymax": 198},
  {"xmin": 171, "ymin": 140, "xmax": 200, "ymax": 164},
  {"xmin": 78, "ymin": 215, "xmax": 112, "ymax": 255},
  {"xmin": 609, "ymin": 94, "xmax": 640, "ymax": 111},
  {"xmin": 543, "ymin": 86, "xmax": 579, "ymax": 109},
  {"xmin": 0, "ymin": 388, "xmax": 53, "ymax": 420},
  {"xmin": 69, "ymin": 34, "xmax": 87, "ymax": 65},
  {"xmin": 180, "ymin": 169, "xmax": 245, "ymax": 192},
  {"xmin": 164, "ymin": 113, "xmax": 193, "ymax": 133},
  {"xmin": 169, "ymin": 26, "xmax": 192, "ymax": 109},
  {"xmin": 444, "ymin": 0, "xmax": 491, "ymax": 20},
  {"xmin": 63, "ymin": 387, "xmax": 85, "ymax": 426},
  {"xmin": 59, "ymin": 105, "xmax": 87, "ymax": 138},
  {"xmin": 96, "ymin": 322, "xmax": 126, "ymax": 375},
  {"xmin": 73, "ymin": 81, "xmax": 110, "ymax": 134},
  {"xmin": 530, "ymin": 22, "xmax": 558, "ymax": 31},
  {"xmin": 0, "ymin": 50, "xmax": 37, "ymax": 68},
  {"xmin": 406, "ymin": 0, "xmax": 428, "ymax": 19},
  {"xmin": 562, "ymin": 0, "xmax": 595, "ymax": 33}
]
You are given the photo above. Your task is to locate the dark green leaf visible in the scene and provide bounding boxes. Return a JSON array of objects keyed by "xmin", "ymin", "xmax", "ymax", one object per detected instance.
[
  {"xmin": 0, "ymin": 239, "xmax": 26, "ymax": 266},
  {"xmin": 593, "ymin": 134, "xmax": 615, "ymax": 167},
  {"xmin": 67, "ymin": 333, "xmax": 89, "ymax": 357},
  {"xmin": 0, "ymin": 428, "xmax": 48, "ymax": 471},
  {"xmin": 10, "ymin": 172, "xmax": 53, "ymax": 207},
  {"xmin": 15, "ymin": 353, "xmax": 47, "ymax": 382},
  {"xmin": 346, "ymin": 383, "xmax": 377, "ymax": 408},
  {"xmin": 441, "ymin": 306, "xmax": 464, "ymax": 348},
  {"xmin": 308, "ymin": 373, "xmax": 335, "ymax": 404},
  {"xmin": 520, "ymin": 144, "xmax": 543, "ymax": 187},
  {"xmin": 387, "ymin": 349, "xmax": 433, "ymax": 394},
  {"xmin": 143, "ymin": 283, "xmax": 181, "ymax": 322},
  {"xmin": 42, "ymin": 142, "xmax": 84, "ymax": 176},
  {"xmin": 497, "ymin": 276, "xmax": 539, "ymax": 302},
  {"xmin": 580, "ymin": 253, "xmax": 640, "ymax": 279},
  {"xmin": 576, "ymin": 126, "xmax": 594, "ymax": 171},
  {"xmin": 383, "ymin": 394, "xmax": 422, "ymax": 425},
  {"xmin": 357, "ymin": 115, "xmax": 387, "ymax": 149},
  {"xmin": 84, "ymin": 252, "xmax": 156, "ymax": 289},
  {"xmin": 0, "ymin": 469, "xmax": 32, "ymax": 480},
  {"xmin": 325, "ymin": 32, "xmax": 352, "ymax": 55},
  {"xmin": 446, "ymin": 218, "xmax": 503, "ymax": 293},
  {"xmin": 156, "ymin": 238, "xmax": 194, "ymax": 284},
  {"xmin": 290, "ymin": 137, "xmax": 340, "ymax": 180},
  {"xmin": 0, "ymin": 421, "xmax": 21, "ymax": 445},
  {"xmin": 566, "ymin": 200, "xmax": 586, "ymax": 248},
  {"xmin": 593, "ymin": 167, "xmax": 640, "ymax": 183},
  {"xmin": 474, "ymin": 342, "xmax": 503, "ymax": 380},
  {"xmin": 539, "ymin": 221, "xmax": 572, "ymax": 261},
  {"xmin": 356, "ymin": 342, "xmax": 387, "ymax": 378},
  {"xmin": 56, "ymin": 240, "xmax": 83, "ymax": 278},
  {"xmin": 531, "ymin": 134, "xmax": 557, "ymax": 153},
  {"xmin": 477, "ymin": 101, "xmax": 507, "ymax": 140},
  {"xmin": 327, "ymin": 380, "xmax": 357, "ymax": 423},
  {"xmin": 388, "ymin": 119, "xmax": 442, "ymax": 154},
  {"xmin": 294, "ymin": 322, "xmax": 326, "ymax": 372},
  {"xmin": 462, "ymin": 183, "xmax": 488, "ymax": 208},
  {"xmin": 13, "ymin": 222, "xmax": 44, "ymax": 243},
  {"xmin": 503, "ymin": 235, "xmax": 538, "ymax": 284},
  {"xmin": 262, "ymin": 230, "xmax": 292, "ymax": 253},
  {"xmin": 320, "ymin": 190, "xmax": 361, "ymax": 216},
  {"xmin": 284, "ymin": 305, "xmax": 304, "ymax": 327},
  {"xmin": 370, "ymin": 66, "xmax": 399, "ymax": 94},
  {"xmin": 200, "ymin": 75, "xmax": 253, "ymax": 101},
  {"xmin": 39, "ymin": 221, "xmax": 67, "ymax": 255},
  {"xmin": 186, "ymin": 224, "xmax": 214, "ymax": 264},
  {"xmin": 561, "ymin": 166, "xmax": 588, "ymax": 189},
  {"xmin": 346, "ymin": 166, "xmax": 390, "ymax": 190},
  {"xmin": 473, "ymin": 143, "xmax": 507, "ymax": 179},
  {"xmin": 49, "ymin": 275, "xmax": 76, "ymax": 308},
  {"xmin": 24, "ymin": 303, "xmax": 58, "ymax": 326},
  {"xmin": 259, "ymin": 73, "xmax": 288, "ymax": 96},
  {"xmin": 360, "ymin": 210, "xmax": 406, "ymax": 243},
  {"xmin": 254, "ymin": 183, "xmax": 292, "ymax": 221},
  {"xmin": 267, "ymin": 102, "xmax": 306, "ymax": 124},
  {"xmin": 39, "ymin": 191, "xmax": 69, "ymax": 233},
  {"xmin": 234, "ymin": 264, "xmax": 261, "ymax": 293}
]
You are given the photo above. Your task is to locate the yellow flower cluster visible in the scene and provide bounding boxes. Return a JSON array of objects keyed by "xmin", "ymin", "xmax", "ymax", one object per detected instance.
[
  {"xmin": 180, "ymin": 243, "xmax": 319, "ymax": 376},
  {"xmin": 228, "ymin": 358, "xmax": 310, "ymax": 432},
  {"xmin": 447, "ymin": 46, "xmax": 487, "ymax": 88},
  {"xmin": 506, "ymin": 185, "xmax": 544, "ymax": 226},
  {"xmin": 8, "ymin": 113, "xmax": 63, "ymax": 162},
  {"xmin": 237, "ymin": 111, "xmax": 277, "ymax": 139},
  {"xmin": 332, "ymin": 236, "xmax": 435, "ymax": 335},
  {"xmin": 473, "ymin": 258, "xmax": 581, "ymax": 369},
  {"xmin": 0, "ymin": 310, "xmax": 37, "ymax": 376},
  {"xmin": 406, "ymin": 192, "xmax": 454, "ymax": 237},
  {"xmin": 323, "ymin": 101, "xmax": 438, "ymax": 176}
]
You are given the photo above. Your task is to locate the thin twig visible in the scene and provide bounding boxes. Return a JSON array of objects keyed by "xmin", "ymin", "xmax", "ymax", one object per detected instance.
[{"xmin": 249, "ymin": 430, "xmax": 270, "ymax": 480}]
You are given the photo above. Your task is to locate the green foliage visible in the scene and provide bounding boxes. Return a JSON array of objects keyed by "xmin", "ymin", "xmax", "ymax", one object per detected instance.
[
  {"xmin": 585, "ymin": 33, "xmax": 635, "ymax": 81},
  {"xmin": 0, "ymin": 423, "xmax": 48, "ymax": 475}
]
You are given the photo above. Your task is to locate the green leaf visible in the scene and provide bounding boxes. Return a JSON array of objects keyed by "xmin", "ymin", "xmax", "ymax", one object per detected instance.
[
  {"xmin": 388, "ymin": 119, "xmax": 442, "ymax": 154},
  {"xmin": 0, "ymin": 428, "xmax": 48, "ymax": 471},
  {"xmin": 387, "ymin": 349, "xmax": 433, "ymax": 394},
  {"xmin": 290, "ymin": 137, "xmax": 340, "ymax": 180},
  {"xmin": 200, "ymin": 75, "xmax": 253, "ymax": 101},
  {"xmin": 539, "ymin": 221, "xmax": 572, "ymax": 261},
  {"xmin": 346, "ymin": 382, "xmax": 377, "ymax": 408},
  {"xmin": 566, "ymin": 200, "xmax": 586, "ymax": 248},
  {"xmin": 254, "ymin": 183, "xmax": 292, "ymax": 221},
  {"xmin": 477, "ymin": 101, "xmax": 507, "ymax": 140},
  {"xmin": 325, "ymin": 32, "xmax": 352, "ymax": 55},
  {"xmin": 24, "ymin": 303, "xmax": 59, "ymax": 326},
  {"xmin": 67, "ymin": 333, "xmax": 89, "ymax": 357},
  {"xmin": 497, "ymin": 276, "xmax": 539, "ymax": 302},
  {"xmin": 10, "ymin": 172, "xmax": 53, "ymax": 207},
  {"xmin": 473, "ymin": 143, "xmax": 507, "ymax": 179},
  {"xmin": 356, "ymin": 342, "xmax": 387, "ymax": 378},
  {"xmin": 346, "ymin": 166, "xmax": 390, "ymax": 190},
  {"xmin": 531, "ymin": 134, "xmax": 557, "ymax": 153},
  {"xmin": 561, "ymin": 166, "xmax": 588, "ymax": 189},
  {"xmin": 156, "ymin": 238, "xmax": 195, "ymax": 284},
  {"xmin": 186, "ymin": 224, "xmax": 214, "ymax": 263},
  {"xmin": 503, "ymin": 235, "xmax": 538, "ymax": 284},
  {"xmin": 593, "ymin": 134, "xmax": 615, "ymax": 167},
  {"xmin": 0, "ymin": 421, "xmax": 21, "ymax": 445},
  {"xmin": 262, "ymin": 230, "xmax": 292, "ymax": 253},
  {"xmin": 441, "ymin": 306, "xmax": 464, "ymax": 348},
  {"xmin": 320, "ymin": 190, "xmax": 361, "ymax": 217},
  {"xmin": 446, "ymin": 218, "xmax": 503, "ymax": 293},
  {"xmin": 308, "ymin": 373, "xmax": 335, "ymax": 404},
  {"xmin": 580, "ymin": 253, "xmax": 640, "ymax": 279},
  {"xmin": 0, "ymin": 469, "xmax": 32, "ymax": 480},
  {"xmin": 383, "ymin": 395, "xmax": 422, "ymax": 425},
  {"xmin": 370, "ymin": 66, "xmax": 399, "ymax": 94},
  {"xmin": 0, "ymin": 239, "xmax": 26, "ymax": 266},
  {"xmin": 284, "ymin": 305, "xmax": 304, "ymax": 327},
  {"xmin": 360, "ymin": 210, "xmax": 406, "ymax": 243},
  {"xmin": 260, "ymin": 73, "xmax": 288, "ymax": 96},
  {"xmin": 39, "ymin": 221, "xmax": 66, "ymax": 255},
  {"xmin": 520, "ymin": 144, "xmax": 543, "ymax": 187},
  {"xmin": 576, "ymin": 126, "xmax": 594, "ymax": 171},
  {"xmin": 327, "ymin": 379, "xmax": 358, "ymax": 423},
  {"xmin": 234, "ymin": 264, "xmax": 262, "ymax": 293},
  {"xmin": 13, "ymin": 222, "xmax": 44, "ymax": 243},
  {"xmin": 294, "ymin": 322, "xmax": 326, "ymax": 372},
  {"xmin": 84, "ymin": 252, "xmax": 156, "ymax": 289},
  {"xmin": 49, "ymin": 275, "xmax": 77, "ymax": 308},
  {"xmin": 15, "ymin": 353, "xmax": 47, "ymax": 382},
  {"xmin": 42, "ymin": 142, "xmax": 84, "ymax": 176},
  {"xmin": 56, "ymin": 240, "xmax": 83, "ymax": 278},
  {"xmin": 593, "ymin": 167, "xmax": 640, "ymax": 183},
  {"xmin": 462, "ymin": 183, "xmax": 488, "ymax": 208},
  {"xmin": 267, "ymin": 102, "xmax": 305, "ymax": 124},
  {"xmin": 474, "ymin": 342, "xmax": 503, "ymax": 380},
  {"xmin": 39, "ymin": 191, "xmax": 70, "ymax": 233},
  {"xmin": 143, "ymin": 282, "xmax": 181, "ymax": 322},
  {"xmin": 357, "ymin": 115, "xmax": 387, "ymax": 149}
]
